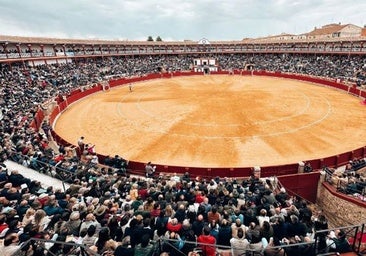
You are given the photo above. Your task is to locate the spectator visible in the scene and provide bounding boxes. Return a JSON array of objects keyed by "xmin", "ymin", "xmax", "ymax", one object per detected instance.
[
  {"xmin": 230, "ymin": 227, "xmax": 249, "ymax": 256},
  {"xmin": 180, "ymin": 219, "xmax": 196, "ymax": 255},
  {"xmin": 231, "ymin": 218, "xmax": 247, "ymax": 239},
  {"xmin": 0, "ymin": 233, "xmax": 21, "ymax": 256},
  {"xmin": 217, "ymin": 218, "xmax": 232, "ymax": 248},
  {"xmin": 207, "ymin": 205, "xmax": 221, "ymax": 224},
  {"xmin": 192, "ymin": 214, "xmax": 205, "ymax": 237},
  {"xmin": 260, "ymin": 221, "xmax": 274, "ymax": 243},
  {"xmin": 82, "ymin": 224, "xmax": 98, "ymax": 247},
  {"xmin": 22, "ymin": 208, "xmax": 36, "ymax": 227},
  {"xmin": 32, "ymin": 209, "xmax": 51, "ymax": 233},
  {"xmin": 134, "ymin": 233, "xmax": 155, "ymax": 256},
  {"xmin": 304, "ymin": 162, "xmax": 313, "ymax": 173},
  {"xmin": 0, "ymin": 213, "xmax": 9, "ymax": 238},
  {"xmin": 287, "ymin": 214, "xmax": 307, "ymax": 238},
  {"xmin": 65, "ymin": 211, "xmax": 81, "ymax": 236},
  {"xmin": 166, "ymin": 218, "xmax": 182, "ymax": 233},
  {"xmin": 114, "ymin": 236, "xmax": 134, "ymax": 256},
  {"xmin": 263, "ymin": 237, "xmax": 285, "ymax": 256},
  {"xmin": 258, "ymin": 209, "xmax": 270, "ymax": 228},
  {"xmin": 95, "ymin": 227, "xmax": 118, "ymax": 255},
  {"xmin": 77, "ymin": 136, "xmax": 85, "ymax": 152},
  {"xmin": 313, "ymin": 213, "xmax": 328, "ymax": 253},
  {"xmin": 145, "ymin": 162, "xmax": 155, "ymax": 178},
  {"xmin": 162, "ymin": 231, "xmax": 184, "ymax": 256},
  {"xmin": 283, "ymin": 235, "xmax": 314, "ymax": 256},
  {"xmin": 197, "ymin": 225, "xmax": 217, "ymax": 256},
  {"xmin": 326, "ymin": 229, "xmax": 352, "ymax": 254},
  {"xmin": 246, "ymin": 222, "xmax": 264, "ymax": 252}
]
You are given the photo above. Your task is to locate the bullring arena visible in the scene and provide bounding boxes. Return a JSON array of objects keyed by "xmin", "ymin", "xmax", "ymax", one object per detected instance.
[
  {"xmin": 54, "ymin": 75, "xmax": 366, "ymax": 168},
  {"xmin": 1, "ymin": 33, "xmax": 366, "ymax": 256}
]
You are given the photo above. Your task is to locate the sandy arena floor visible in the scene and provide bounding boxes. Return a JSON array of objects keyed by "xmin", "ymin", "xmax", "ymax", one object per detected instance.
[{"xmin": 54, "ymin": 75, "xmax": 366, "ymax": 168}]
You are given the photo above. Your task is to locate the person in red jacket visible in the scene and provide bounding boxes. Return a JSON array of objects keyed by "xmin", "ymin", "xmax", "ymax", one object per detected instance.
[
  {"xmin": 166, "ymin": 218, "xmax": 182, "ymax": 233},
  {"xmin": 197, "ymin": 225, "xmax": 217, "ymax": 256},
  {"xmin": 0, "ymin": 214, "xmax": 9, "ymax": 235},
  {"xmin": 195, "ymin": 191, "xmax": 205, "ymax": 204}
]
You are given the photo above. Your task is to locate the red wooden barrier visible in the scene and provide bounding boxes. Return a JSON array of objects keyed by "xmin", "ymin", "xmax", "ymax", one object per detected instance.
[{"xmin": 278, "ymin": 172, "xmax": 320, "ymax": 203}]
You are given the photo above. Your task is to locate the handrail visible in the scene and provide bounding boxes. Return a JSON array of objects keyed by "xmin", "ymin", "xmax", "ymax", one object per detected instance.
[
  {"xmin": 147, "ymin": 224, "xmax": 366, "ymax": 256},
  {"xmin": 148, "ymin": 236, "xmax": 317, "ymax": 256},
  {"xmin": 157, "ymin": 224, "xmax": 365, "ymax": 255},
  {"xmin": 314, "ymin": 223, "xmax": 366, "ymax": 254},
  {"xmin": 13, "ymin": 237, "xmax": 100, "ymax": 256},
  {"xmin": 8, "ymin": 151, "xmax": 78, "ymax": 192}
]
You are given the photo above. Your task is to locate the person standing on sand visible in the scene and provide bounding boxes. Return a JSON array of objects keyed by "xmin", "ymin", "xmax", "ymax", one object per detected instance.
[
  {"xmin": 78, "ymin": 136, "xmax": 85, "ymax": 152},
  {"xmin": 145, "ymin": 162, "xmax": 155, "ymax": 178}
]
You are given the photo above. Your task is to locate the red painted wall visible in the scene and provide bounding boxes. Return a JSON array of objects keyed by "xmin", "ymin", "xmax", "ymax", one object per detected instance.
[{"xmin": 278, "ymin": 172, "xmax": 320, "ymax": 203}]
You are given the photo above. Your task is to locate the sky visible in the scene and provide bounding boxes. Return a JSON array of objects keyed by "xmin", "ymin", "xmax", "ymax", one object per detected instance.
[{"xmin": 0, "ymin": 0, "xmax": 365, "ymax": 41}]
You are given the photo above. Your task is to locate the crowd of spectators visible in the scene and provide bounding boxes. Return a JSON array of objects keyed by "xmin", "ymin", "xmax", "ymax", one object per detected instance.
[
  {"xmin": 216, "ymin": 54, "xmax": 366, "ymax": 86},
  {"xmin": 325, "ymin": 157, "xmax": 366, "ymax": 199},
  {"xmin": 0, "ymin": 53, "xmax": 364, "ymax": 255},
  {"xmin": 0, "ymin": 159, "xmax": 357, "ymax": 256}
]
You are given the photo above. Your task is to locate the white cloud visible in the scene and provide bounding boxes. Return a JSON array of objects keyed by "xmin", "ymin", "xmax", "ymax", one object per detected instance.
[{"xmin": 0, "ymin": 0, "xmax": 364, "ymax": 41}]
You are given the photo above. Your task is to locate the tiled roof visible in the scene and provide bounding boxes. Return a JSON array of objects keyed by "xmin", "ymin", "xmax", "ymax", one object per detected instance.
[
  {"xmin": 255, "ymin": 33, "xmax": 296, "ymax": 40},
  {"xmin": 306, "ymin": 23, "xmax": 348, "ymax": 36}
]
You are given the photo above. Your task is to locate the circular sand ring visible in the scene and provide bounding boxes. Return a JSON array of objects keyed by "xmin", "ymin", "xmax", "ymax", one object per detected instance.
[{"xmin": 53, "ymin": 75, "xmax": 366, "ymax": 172}]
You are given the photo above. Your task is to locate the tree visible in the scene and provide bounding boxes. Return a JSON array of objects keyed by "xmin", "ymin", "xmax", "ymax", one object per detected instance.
[
  {"xmin": 156, "ymin": 36, "xmax": 162, "ymax": 42},
  {"xmin": 147, "ymin": 36, "xmax": 154, "ymax": 41}
]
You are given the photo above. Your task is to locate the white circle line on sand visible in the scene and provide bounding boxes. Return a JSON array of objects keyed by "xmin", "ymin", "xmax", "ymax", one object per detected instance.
[
  {"xmin": 135, "ymin": 90, "xmax": 312, "ymax": 127},
  {"xmin": 251, "ymin": 95, "xmax": 332, "ymax": 138},
  {"xmin": 116, "ymin": 81, "xmax": 333, "ymax": 139}
]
